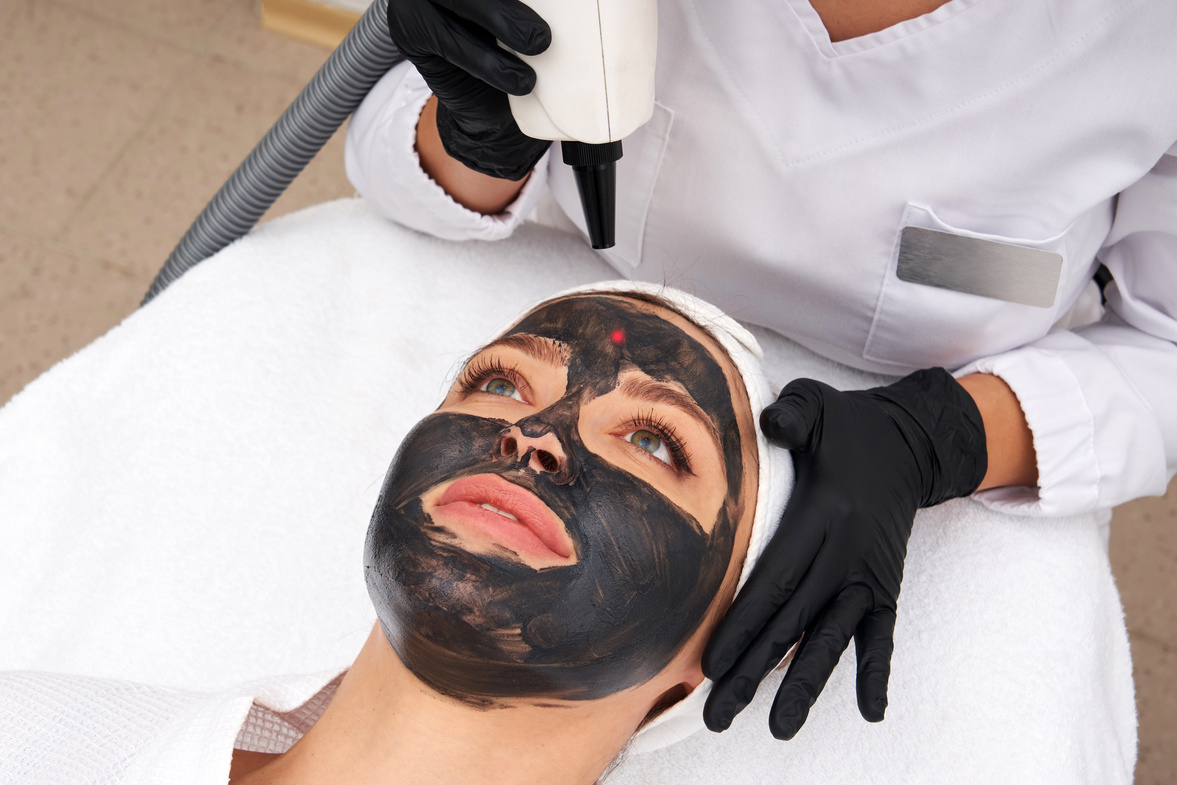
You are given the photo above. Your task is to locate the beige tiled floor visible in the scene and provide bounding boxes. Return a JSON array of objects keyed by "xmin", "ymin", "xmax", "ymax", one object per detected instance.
[
  {"xmin": 1, "ymin": 0, "xmax": 1174, "ymax": 779},
  {"xmin": 0, "ymin": 0, "xmax": 353, "ymax": 395}
]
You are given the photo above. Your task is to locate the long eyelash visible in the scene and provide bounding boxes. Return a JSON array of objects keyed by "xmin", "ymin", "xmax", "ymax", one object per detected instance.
[
  {"xmin": 627, "ymin": 411, "xmax": 694, "ymax": 475},
  {"xmin": 457, "ymin": 356, "xmax": 524, "ymax": 394}
]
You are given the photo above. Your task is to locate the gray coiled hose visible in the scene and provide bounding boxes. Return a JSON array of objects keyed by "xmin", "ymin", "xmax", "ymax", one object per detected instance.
[{"xmin": 143, "ymin": 0, "xmax": 403, "ymax": 303}]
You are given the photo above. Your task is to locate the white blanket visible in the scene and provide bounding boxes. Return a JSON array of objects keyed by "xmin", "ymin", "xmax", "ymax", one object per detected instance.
[{"xmin": 0, "ymin": 199, "xmax": 1135, "ymax": 783}]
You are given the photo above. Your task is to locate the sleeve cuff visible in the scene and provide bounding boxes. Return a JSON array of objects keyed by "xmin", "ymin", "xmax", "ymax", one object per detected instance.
[
  {"xmin": 955, "ymin": 348, "xmax": 1100, "ymax": 517},
  {"xmin": 345, "ymin": 64, "xmax": 551, "ymax": 242}
]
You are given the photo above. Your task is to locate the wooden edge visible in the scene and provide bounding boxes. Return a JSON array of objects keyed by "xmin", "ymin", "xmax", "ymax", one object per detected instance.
[{"xmin": 261, "ymin": 0, "xmax": 363, "ymax": 49}]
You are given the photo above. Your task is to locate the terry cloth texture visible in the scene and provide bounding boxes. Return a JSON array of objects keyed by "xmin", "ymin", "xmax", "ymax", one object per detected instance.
[
  {"xmin": 0, "ymin": 670, "xmax": 342, "ymax": 784},
  {"xmin": 0, "ymin": 199, "xmax": 1136, "ymax": 783}
]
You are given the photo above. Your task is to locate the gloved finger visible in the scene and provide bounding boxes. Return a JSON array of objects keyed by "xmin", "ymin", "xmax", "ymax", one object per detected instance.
[
  {"xmin": 703, "ymin": 626, "xmax": 802, "ymax": 733},
  {"xmin": 758, "ymin": 378, "xmax": 830, "ymax": 451},
  {"xmin": 434, "ymin": 0, "xmax": 551, "ymax": 55},
  {"xmin": 854, "ymin": 606, "xmax": 896, "ymax": 722},
  {"xmin": 702, "ymin": 502, "xmax": 829, "ymax": 679},
  {"xmin": 703, "ymin": 552, "xmax": 842, "ymax": 731},
  {"xmin": 414, "ymin": 55, "xmax": 513, "ymax": 117},
  {"xmin": 427, "ymin": 9, "xmax": 537, "ymax": 95},
  {"xmin": 768, "ymin": 585, "xmax": 873, "ymax": 740}
]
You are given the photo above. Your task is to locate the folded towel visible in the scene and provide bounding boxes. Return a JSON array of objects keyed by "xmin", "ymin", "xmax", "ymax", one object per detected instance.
[{"xmin": 0, "ymin": 199, "xmax": 1135, "ymax": 783}]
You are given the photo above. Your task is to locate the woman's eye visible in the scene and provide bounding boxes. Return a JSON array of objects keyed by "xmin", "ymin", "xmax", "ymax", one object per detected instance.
[
  {"xmin": 481, "ymin": 377, "xmax": 523, "ymax": 401},
  {"xmin": 624, "ymin": 429, "xmax": 672, "ymax": 465}
]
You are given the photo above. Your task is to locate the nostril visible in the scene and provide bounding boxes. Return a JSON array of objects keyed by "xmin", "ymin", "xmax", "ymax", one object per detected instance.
[
  {"xmin": 535, "ymin": 450, "xmax": 560, "ymax": 473},
  {"xmin": 501, "ymin": 436, "xmax": 518, "ymax": 457}
]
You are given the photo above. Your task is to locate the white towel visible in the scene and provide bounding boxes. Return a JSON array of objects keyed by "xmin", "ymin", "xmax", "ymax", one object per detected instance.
[
  {"xmin": 0, "ymin": 669, "xmax": 343, "ymax": 784},
  {"xmin": 0, "ymin": 199, "xmax": 1135, "ymax": 783}
]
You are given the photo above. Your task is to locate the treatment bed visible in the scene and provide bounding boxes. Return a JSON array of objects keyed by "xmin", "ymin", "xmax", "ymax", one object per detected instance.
[{"xmin": 0, "ymin": 198, "xmax": 1135, "ymax": 783}]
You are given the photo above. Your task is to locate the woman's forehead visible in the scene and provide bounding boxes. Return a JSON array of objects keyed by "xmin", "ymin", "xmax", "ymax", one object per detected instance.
[
  {"xmin": 503, "ymin": 294, "xmax": 753, "ymax": 500},
  {"xmin": 507, "ymin": 296, "xmax": 738, "ymax": 414}
]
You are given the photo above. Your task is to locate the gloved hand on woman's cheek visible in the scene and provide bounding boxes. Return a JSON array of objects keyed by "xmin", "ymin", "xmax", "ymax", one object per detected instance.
[
  {"xmin": 701, "ymin": 368, "xmax": 988, "ymax": 740},
  {"xmin": 387, "ymin": 0, "xmax": 553, "ymax": 180}
]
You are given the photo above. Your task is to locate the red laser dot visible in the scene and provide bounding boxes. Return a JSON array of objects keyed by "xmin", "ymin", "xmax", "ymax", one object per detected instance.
[{"xmin": 610, "ymin": 328, "xmax": 626, "ymax": 345}]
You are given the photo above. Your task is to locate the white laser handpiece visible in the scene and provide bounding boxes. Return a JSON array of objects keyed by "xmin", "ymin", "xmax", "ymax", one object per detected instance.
[
  {"xmin": 505, "ymin": 0, "xmax": 658, "ymax": 248},
  {"xmin": 507, "ymin": 0, "xmax": 657, "ymax": 144}
]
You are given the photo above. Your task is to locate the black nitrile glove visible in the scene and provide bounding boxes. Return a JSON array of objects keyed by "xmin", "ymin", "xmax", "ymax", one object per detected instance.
[
  {"xmin": 702, "ymin": 368, "xmax": 987, "ymax": 740},
  {"xmin": 387, "ymin": 0, "xmax": 553, "ymax": 180}
]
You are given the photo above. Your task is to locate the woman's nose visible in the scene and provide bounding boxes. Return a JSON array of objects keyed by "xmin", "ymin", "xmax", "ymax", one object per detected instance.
[{"xmin": 497, "ymin": 425, "xmax": 567, "ymax": 475}]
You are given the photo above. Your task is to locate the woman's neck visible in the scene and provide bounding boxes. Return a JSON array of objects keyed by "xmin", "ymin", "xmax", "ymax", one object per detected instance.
[{"xmin": 230, "ymin": 625, "xmax": 649, "ymax": 785}]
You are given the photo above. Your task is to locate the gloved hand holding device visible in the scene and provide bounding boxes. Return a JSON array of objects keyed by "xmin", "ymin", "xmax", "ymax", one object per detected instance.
[
  {"xmin": 702, "ymin": 368, "xmax": 988, "ymax": 739},
  {"xmin": 386, "ymin": 0, "xmax": 553, "ymax": 180}
]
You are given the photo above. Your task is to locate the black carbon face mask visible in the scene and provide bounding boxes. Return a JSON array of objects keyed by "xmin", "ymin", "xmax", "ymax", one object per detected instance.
[{"xmin": 364, "ymin": 297, "xmax": 745, "ymax": 704}]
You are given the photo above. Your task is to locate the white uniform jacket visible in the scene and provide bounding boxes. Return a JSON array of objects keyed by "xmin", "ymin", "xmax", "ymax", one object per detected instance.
[{"xmin": 345, "ymin": 0, "xmax": 1177, "ymax": 518}]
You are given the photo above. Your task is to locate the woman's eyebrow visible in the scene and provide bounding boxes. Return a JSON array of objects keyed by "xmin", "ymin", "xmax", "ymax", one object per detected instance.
[
  {"xmin": 618, "ymin": 376, "xmax": 721, "ymax": 449},
  {"xmin": 481, "ymin": 333, "xmax": 570, "ymax": 366}
]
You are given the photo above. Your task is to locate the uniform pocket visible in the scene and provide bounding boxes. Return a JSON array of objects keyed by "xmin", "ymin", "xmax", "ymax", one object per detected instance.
[{"xmin": 863, "ymin": 203, "xmax": 1070, "ymax": 369}]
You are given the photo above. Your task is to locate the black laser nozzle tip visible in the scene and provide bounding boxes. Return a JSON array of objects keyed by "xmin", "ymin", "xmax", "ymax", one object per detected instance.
[{"xmin": 562, "ymin": 140, "xmax": 623, "ymax": 250}]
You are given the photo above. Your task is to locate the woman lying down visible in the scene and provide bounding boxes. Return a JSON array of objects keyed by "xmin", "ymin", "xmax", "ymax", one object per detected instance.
[{"xmin": 0, "ymin": 282, "xmax": 791, "ymax": 785}]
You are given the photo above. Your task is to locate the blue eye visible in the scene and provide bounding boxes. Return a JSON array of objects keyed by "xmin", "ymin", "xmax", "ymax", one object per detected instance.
[
  {"xmin": 625, "ymin": 429, "xmax": 672, "ymax": 465},
  {"xmin": 482, "ymin": 377, "xmax": 521, "ymax": 400}
]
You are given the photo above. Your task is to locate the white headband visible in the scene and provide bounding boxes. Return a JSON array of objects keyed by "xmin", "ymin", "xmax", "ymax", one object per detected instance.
[{"xmin": 523, "ymin": 281, "xmax": 793, "ymax": 753}]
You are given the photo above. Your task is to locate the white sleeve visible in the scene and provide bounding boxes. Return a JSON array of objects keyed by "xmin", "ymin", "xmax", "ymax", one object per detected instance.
[
  {"xmin": 957, "ymin": 145, "xmax": 1177, "ymax": 517},
  {"xmin": 344, "ymin": 61, "xmax": 551, "ymax": 242}
]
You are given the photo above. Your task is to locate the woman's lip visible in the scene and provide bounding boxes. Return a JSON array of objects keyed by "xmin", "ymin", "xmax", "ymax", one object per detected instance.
[{"xmin": 435, "ymin": 475, "xmax": 575, "ymax": 560}]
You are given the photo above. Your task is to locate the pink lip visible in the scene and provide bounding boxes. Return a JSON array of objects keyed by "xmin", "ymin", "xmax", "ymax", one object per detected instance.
[{"xmin": 435, "ymin": 475, "xmax": 575, "ymax": 561}]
